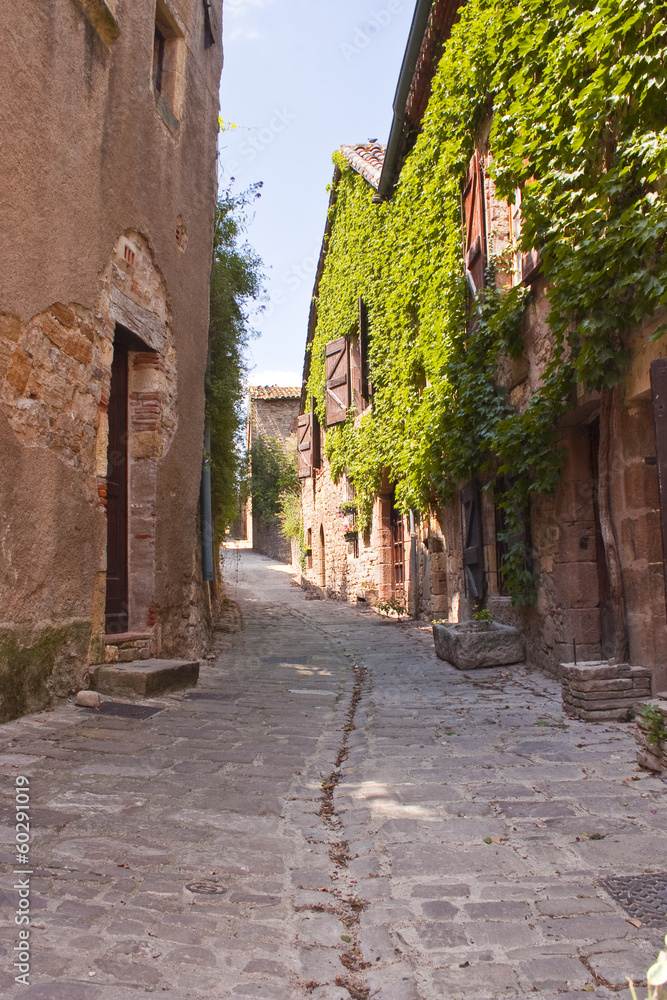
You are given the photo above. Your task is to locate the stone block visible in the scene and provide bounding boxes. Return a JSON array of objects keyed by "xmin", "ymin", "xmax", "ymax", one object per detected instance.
[
  {"xmin": 104, "ymin": 644, "xmax": 119, "ymax": 663},
  {"xmin": 90, "ymin": 658, "xmax": 199, "ymax": 697},
  {"xmin": 561, "ymin": 662, "xmax": 632, "ymax": 680},
  {"xmin": 569, "ymin": 677, "xmax": 632, "ymax": 693},
  {"xmin": 0, "ymin": 313, "xmax": 21, "ymax": 342},
  {"xmin": 433, "ymin": 621, "xmax": 524, "ymax": 669},
  {"xmin": 75, "ymin": 690, "xmax": 100, "ymax": 709},
  {"xmin": 552, "ymin": 562, "xmax": 599, "ymax": 608}
]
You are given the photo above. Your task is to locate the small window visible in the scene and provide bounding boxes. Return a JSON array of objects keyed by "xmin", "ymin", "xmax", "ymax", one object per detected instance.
[{"xmin": 152, "ymin": 0, "xmax": 186, "ymax": 134}]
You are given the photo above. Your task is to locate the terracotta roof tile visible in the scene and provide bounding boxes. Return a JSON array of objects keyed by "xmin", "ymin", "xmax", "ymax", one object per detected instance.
[
  {"xmin": 339, "ymin": 143, "xmax": 386, "ymax": 190},
  {"xmin": 248, "ymin": 385, "xmax": 302, "ymax": 400}
]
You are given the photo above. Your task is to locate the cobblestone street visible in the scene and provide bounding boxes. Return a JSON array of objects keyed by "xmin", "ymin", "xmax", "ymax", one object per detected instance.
[{"xmin": 1, "ymin": 548, "xmax": 665, "ymax": 1000}]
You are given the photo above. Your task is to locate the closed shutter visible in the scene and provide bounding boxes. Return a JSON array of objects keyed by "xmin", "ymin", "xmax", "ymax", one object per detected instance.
[
  {"xmin": 297, "ymin": 413, "xmax": 313, "ymax": 479},
  {"xmin": 359, "ymin": 296, "xmax": 371, "ymax": 403},
  {"xmin": 311, "ymin": 400, "xmax": 321, "ymax": 470},
  {"xmin": 325, "ymin": 336, "xmax": 350, "ymax": 426},
  {"xmin": 461, "ymin": 479, "xmax": 485, "ymax": 601},
  {"xmin": 651, "ymin": 359, "xmax": 667, "ymax": 611},
  {"xmin": 463, "ymin": 150, "xmax": 486, "ymax": 301}
]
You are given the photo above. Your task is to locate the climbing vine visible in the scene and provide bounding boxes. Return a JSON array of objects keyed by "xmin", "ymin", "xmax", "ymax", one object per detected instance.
[{"xmin": 306, "ymin": 0, "xmax": 667, "ymax": 604}]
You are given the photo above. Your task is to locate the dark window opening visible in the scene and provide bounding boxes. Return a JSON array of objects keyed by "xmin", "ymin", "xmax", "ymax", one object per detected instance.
[{"xmin": 153, "ymin": 27, "xmax": 166, "ymax": 94}]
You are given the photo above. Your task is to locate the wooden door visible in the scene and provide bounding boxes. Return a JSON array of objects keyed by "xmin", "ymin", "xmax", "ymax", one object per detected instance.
[
  {"xmin": 391, "ymin": 502, "xmax": 405, "ymax": 591},
  {"xmin": 105, "ymin": 344, "xmax": 129, "ymax": 634}
]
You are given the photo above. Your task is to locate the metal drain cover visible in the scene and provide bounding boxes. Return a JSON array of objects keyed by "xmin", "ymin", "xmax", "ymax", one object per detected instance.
[
  {"xmin": 97, "ymin": 702, "xmax": 163, "ymax": 719},
  {"xmin": 600, "ymin": 873, "xmax": 667, "ymax": 927},
  {"xmin": 186, "ymin": 882, "xmax": 227, "ymax": 895}
]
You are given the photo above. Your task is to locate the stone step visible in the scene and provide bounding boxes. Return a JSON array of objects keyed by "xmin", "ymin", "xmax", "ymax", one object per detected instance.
[{"xmin": 90, "ymin": 659, "xmax": 199, "ymax": 698}]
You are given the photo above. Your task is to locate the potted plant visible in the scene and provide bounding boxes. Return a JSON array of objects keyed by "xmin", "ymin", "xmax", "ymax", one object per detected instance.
[{"xmin": 432, "ymin": 608, "xmax": 524, "ymax": 670}]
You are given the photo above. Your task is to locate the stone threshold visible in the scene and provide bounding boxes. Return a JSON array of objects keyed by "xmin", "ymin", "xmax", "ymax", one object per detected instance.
[{"xmin": 90, "ymin": 658, "xmax": 199, "ymax": 697}]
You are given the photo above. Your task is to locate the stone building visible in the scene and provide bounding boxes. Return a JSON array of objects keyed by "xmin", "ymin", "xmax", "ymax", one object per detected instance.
[
  {"xmin": 245, "ymin": 385, "xmax": 301, "ymax": 562},
  {"xmin": 0, "ymin": 0, "xmax": 223, "ymax": 720},
  {"xmin": 298, "ymin": 0, "xmax": 667, "ymax": 693}
]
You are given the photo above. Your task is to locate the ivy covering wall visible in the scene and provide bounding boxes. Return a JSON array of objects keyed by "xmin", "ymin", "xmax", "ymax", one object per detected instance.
[{"xmin": 306, "ymin": 0, "xmax": 667, "ymax": 603}]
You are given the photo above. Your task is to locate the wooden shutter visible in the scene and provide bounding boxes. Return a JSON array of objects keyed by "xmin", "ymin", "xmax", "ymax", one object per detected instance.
[
  {"xmin": 311, "ymin": 400, "xmax": 321, "ymax": 470},
  {"xmin": 461, "ymin": 479, "xmax": 485, "ymax": 601},
  {"xmin": 463, "ymin": 151, "xmax": 486, "ymax": 301},
  {"xmin": 359, "ymin": 296, "xmax": 371, "ymax": 403},
  {"xmin": 651, "ymin": 359, "xmax": 667, "ymax": 611},
  {"xmin": 325, "ymin": 337, "xmax": 350, "ymax": 426},
  {"xmin": 350, "ymin": 335, "xmax": 362, "ymax": 413},
  {"xmin": 297, "ymin": 413, "xmax": 313, "ymax": 479}
]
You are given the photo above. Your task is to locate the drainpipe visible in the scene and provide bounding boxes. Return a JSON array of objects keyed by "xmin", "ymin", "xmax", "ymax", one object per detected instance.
[
  {"xmin": 201, "ymin": 422, "xmax": 215, "ymax": 582},
  {"xmin": 376, "ymin": 0, "xmax": 432, "ymax": 202}
]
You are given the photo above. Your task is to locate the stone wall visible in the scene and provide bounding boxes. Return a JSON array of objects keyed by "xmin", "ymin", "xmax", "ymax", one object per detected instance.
[
  {"xmin": 247, "ymin": 389, "xmax": 300, "ymax": 565},
  {"xmin": 0, "ymin": 0, "xmax": 223, "ymax": 720}
]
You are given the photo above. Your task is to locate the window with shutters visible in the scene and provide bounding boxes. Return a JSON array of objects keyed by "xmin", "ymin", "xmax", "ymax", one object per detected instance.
[
  {"xmin": 461, "ymin": 479, "xmax": 485, "ymax": 602},
  {"xmin": 325, "ymin": 337, "xmax": 350, "ymax": 426},
  {"xmin": 463, "ymin": 150, "xmax": 486, "ymax": 311}
]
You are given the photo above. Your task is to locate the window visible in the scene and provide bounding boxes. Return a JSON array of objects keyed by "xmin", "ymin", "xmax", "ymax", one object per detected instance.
[{"xmin": 152, "ymin": 0, "xmax": 186, "ymax": 134}]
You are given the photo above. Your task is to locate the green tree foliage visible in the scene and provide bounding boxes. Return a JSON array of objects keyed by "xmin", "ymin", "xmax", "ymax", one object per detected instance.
[
  {"xmin": 306, "ymin": 0, "xmax": 667, "ymax": 603},
  {"xmin": 249, "ymin": 436, "xmax": 299, "ymax": 526},
  {"xmin": 207, "ymin": 187, "xmax": 263, "ymax": 539}
]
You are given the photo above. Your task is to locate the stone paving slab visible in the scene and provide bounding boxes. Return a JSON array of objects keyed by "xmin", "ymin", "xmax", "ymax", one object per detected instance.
[{"xmin": 0, "ymin": 547, "xmax": 665, "ymax": 999}]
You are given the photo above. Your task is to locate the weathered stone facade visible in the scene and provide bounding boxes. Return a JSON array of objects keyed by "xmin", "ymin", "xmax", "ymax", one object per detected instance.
[
  {"xmin": 0, "ymin": 0, "xmax": 223, "ymax": 720},
  {"xmin": 297, "ymin": 1, "xmax": 667, "ymax": 696}
]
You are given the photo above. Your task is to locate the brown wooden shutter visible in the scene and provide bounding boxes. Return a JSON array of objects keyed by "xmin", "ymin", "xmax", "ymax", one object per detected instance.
[
  {"xmin": 297, "ymin": 413, "xmax": 313, "ymax": 479},
  {"xmin": 311, "ymin": 398, "xmax": 321, "ymax": 470},
  {"xmin": 359, "ymin": 296, "xmax": 371, "ymax": 403},
  {"xmin": 325, "ymin": 337, "xmax": 350, "ymax": 426},
  {"xmin": 461, "ymin": 479, "xmax": 485, "ymax": 601},
  {"xmin": 350, "ymin": 335, "xmax": 362, "ymax": 413},
  {"xmin": 651, "ymin": 359, "xmax": 667, "ymax": 611},
  {"xmin": 463, "ymin": 151, "xmax": 486, "ymax": 300}
]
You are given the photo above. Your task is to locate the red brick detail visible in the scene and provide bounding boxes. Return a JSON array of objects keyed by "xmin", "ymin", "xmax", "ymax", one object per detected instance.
[{"xmin": 146, "ymin": 605, "xmax": 160, "ymax": 628}]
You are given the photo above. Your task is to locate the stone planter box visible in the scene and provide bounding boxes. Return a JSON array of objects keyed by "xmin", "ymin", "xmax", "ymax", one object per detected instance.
[{"xmin": 433, "ymin": 621, "xmax": 524, "ymax": 670}]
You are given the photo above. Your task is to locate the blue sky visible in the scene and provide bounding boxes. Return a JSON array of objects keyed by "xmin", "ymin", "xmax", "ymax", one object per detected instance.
[{"xmin": 219, "ymin": 0, "xmax": 415, "ymax": 387}]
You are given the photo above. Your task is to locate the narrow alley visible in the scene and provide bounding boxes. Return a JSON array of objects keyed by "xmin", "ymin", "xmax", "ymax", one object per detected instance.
[{"xmin": 0, "ymin": 549, "xmax": 665, "ymax": 999}]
